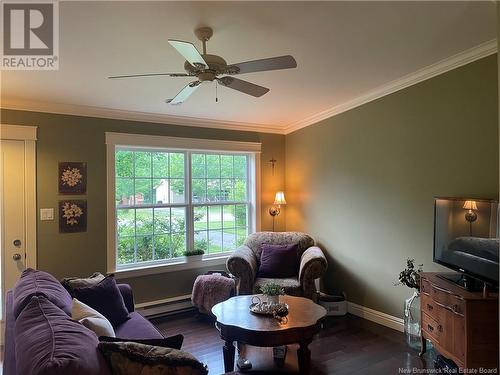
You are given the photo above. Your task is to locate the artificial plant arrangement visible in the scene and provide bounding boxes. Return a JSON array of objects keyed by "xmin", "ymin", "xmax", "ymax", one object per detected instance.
[
  {"xmin": 259, "ymin": 282, "xmax": 285, "ymax": 296},
  {"xmin": 183, "ymin": 249, "xmax": 205, "ymax": 257},
  {"xmin": 395, "ymin": 258, "xmax": 423, "ymax": 291}
]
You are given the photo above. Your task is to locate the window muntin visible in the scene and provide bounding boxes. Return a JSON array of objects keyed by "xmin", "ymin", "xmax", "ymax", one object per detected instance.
[{"xmin": 114, "ymin": 148, "xmax": 252, "ymax": 268}]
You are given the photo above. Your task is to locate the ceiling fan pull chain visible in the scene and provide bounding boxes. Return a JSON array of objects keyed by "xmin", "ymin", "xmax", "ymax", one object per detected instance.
[{"xmin": 216, "ymin": 80, "xmax": 219, "ymax": 103}]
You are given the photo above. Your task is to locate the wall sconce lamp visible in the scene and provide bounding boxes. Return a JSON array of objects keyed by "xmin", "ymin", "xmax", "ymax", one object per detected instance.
[
  {"xmin": 269, "ymin": 191, "xmax": 286, "ymax": 232},
  {"xmin": 463, "ymin": 200, "xmax": 478, "ymax": 236}
]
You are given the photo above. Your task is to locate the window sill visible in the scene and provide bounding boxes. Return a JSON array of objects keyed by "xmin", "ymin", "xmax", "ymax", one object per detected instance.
[{"xmin": 112, "ymin": 255, "xmax": 230, "ymax": 279}]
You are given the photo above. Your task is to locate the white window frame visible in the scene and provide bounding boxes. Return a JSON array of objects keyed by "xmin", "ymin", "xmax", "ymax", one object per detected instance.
[{"xmin": 106, "ymin": 132, "xmax": 261, "ymax": 277}]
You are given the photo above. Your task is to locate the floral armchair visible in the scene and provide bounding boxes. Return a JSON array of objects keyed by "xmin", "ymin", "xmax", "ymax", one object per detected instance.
[{"xmin": 226, "ymin": 232, "xmax": 328, "ymax": 300}]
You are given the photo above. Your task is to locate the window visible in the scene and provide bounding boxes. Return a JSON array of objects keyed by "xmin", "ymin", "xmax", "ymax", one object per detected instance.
[{"xmin": 106, "ymin": 133, "xmax": 261, "ymax": 273}]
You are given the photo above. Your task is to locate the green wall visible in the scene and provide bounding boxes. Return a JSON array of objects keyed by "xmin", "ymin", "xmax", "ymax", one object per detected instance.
[
  {"xmin": 285, "ymin": 55, "xmax": 499, "ymax": 318},
  {"xmin": 0, "ymin": 109, "xmax": 285, "ymax": 303}
]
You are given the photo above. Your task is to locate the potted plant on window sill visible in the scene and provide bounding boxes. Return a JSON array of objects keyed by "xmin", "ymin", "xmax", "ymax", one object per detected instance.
[
  {"xmin": 259, "ymin": 282, "xmax": 285, "ymax": 306},
  {"xmin": 183, "ymin": 249, "xmax": 205, "ymax": 262}
]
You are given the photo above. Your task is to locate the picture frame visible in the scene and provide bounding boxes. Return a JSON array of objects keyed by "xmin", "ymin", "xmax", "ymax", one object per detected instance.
[
  {"xmin": 58, "ymin": 162, "xmax": 87, "ymax": 194},
  {"xmin": 59, "ymin": 200, "xmax": 87, "ymax": 233}
]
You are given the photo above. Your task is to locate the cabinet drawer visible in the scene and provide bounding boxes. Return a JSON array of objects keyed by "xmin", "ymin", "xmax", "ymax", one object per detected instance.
[
  {"xmin": 430, "ymin": 285, "xmax": 465, "ymax": 316},
  {"xmin": 421, "ymin": 278, "xmax": 431, "ymax": 295},
  {"xmin": 422, "ymin": 312, "xmax": 441, "ymax": 341},
  {"xmin": 421, "ymin": 293, "xmax": 438, "ymax": 319}
]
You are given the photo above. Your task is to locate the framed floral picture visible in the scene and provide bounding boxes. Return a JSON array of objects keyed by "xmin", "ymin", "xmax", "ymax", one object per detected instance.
[
  {"xmin": 59, "ymin": 200, "xmax": 87, "ymax": 233},
  {"xmin": 59, "ymin": 162, "xmax": 87, "ymax": 194}
]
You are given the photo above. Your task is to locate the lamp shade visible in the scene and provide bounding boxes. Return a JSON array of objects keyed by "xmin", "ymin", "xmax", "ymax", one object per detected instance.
[
  {"xmin": 274, "ymin": 191, "xmax": 287, "ymax": 205},
  {"xmin": 463, "ymin": 200, "xmax": 478, "ymax": 210}
]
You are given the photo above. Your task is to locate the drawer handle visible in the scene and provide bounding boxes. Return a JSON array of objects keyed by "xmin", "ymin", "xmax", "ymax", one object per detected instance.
[
  {"xmin": 427, "ymin": 304, "xmax": 433, "ymax": 311},
  {"xmin": 437, "ymin": 325, "xmax": 443, "ymax": 332},
  {"xmin": 427, "ymin": 324, "xmax": 434, "ymax": 332},
  {"xmin": 433, "ymin": 300, "xmax": 464, "ymax": 317}
]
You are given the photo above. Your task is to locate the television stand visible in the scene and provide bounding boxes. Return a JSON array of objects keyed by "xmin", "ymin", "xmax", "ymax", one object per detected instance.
[
  {"xmin": 437, "ymin": 273, "xmax": 484, "ymax": 292},
  {"xmin": 419, "ymin": 272, "xmax": 498, "ymax": 370}
]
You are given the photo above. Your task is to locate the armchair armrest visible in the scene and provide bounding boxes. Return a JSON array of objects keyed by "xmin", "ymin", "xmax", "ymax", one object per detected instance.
[
  {"xmin": 117, "ymin": 283, "xmax": 135, "ymax": 313},
  {"xmin": 299, "ymin": 246, "xmax": 328, "ymax": 300},
  {"xmin": 226, "ymin": 245, "xmax": 258, "ymax": 295}
]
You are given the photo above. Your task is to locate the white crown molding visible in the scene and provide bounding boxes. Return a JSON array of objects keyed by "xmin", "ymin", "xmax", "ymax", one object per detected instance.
[
  {"xmin": 0, "ymin": 98, "xmax": 286, "ymax": 134},
  {"xmin": 1, "ymin": 40, "xmax": 496, "ymax": 135},
  {"xmin": 284, "ymin": 39, "xmax": 498, "ymax": 134}
]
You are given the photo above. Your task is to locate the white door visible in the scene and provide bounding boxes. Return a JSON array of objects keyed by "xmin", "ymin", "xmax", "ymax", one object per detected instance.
[{"xmin": 1, "ymin": 140, "xmax": 28, "ymax": 294}]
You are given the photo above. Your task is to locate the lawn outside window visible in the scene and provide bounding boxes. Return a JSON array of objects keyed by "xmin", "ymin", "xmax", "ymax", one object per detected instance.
[{"xmin": 106, "ymin": 133, "xmax": 261, "ymax": 275}]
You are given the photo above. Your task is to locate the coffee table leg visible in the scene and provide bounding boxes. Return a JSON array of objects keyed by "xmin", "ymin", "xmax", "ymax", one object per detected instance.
[
  {"xmin": 297, "ymin": 339, "xmax": 312, "ymax": 374},
  {"xmin": 223, "ymin": 340, "xmax": 235, "ymax": 372}
]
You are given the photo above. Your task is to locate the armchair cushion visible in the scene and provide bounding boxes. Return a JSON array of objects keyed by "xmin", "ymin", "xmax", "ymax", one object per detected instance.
[
  {"xmin": 244, "ymin": 232, "xmax": 314, "ymax": 261},
  {"xmin": 254, "ymin": 277, "xmax": 301, "ymax": 296},
  {"xmin": 257, "ymin": 244, "xmax": 299, "ymax": 278}
]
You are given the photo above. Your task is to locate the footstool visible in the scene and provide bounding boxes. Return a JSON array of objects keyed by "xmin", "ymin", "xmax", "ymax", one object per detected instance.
[{"xmin": 191, "ymin": 271, "xmax": 235, "ymax": 315}]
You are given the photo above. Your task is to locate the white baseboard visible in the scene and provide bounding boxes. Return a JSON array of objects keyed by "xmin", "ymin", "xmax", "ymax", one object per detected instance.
[
  {"xmin": 135, "ymin": 294, "xmax": 195, "ymax": 318},
  {"xmin": 347, "ymin": 301, "xmax": 404, "ymax": 332}
]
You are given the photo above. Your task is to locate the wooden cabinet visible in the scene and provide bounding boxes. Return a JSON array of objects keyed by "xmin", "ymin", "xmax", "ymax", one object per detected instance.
[{"xmin": 419, "ymin": 273, "xmax": 498, "ymax": 370}]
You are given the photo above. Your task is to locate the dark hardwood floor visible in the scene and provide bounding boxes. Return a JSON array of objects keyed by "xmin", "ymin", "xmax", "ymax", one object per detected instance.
[{"xmin": 153, "ymin": 312, "xmax": 436, "ymax": 375}]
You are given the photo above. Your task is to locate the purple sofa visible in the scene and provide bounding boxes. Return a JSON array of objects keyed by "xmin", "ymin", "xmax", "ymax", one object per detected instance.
[{"xmin": 4, "ymin": 276, "xmax": 164, "ymax": 375}]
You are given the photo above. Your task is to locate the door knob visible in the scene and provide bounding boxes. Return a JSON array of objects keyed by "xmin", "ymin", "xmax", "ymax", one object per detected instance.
[
  {"xmin": 13, "ymin": 253, "xmax": 21, "ymax": 261},
  {"xmin": 13, "ymin": 239, "xmax": 21, "ymax": 247}
]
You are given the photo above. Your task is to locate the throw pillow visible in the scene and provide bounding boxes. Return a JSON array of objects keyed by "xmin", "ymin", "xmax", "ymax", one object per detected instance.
[
  {"xmin": 257, "ymin": 243, "xmax": 299, "ymax": 278},
  {"xmin": 72, "ymin": 275, "xmax": 130, "ymax": 327},
  {"xmin": 62, "ymin": 272, "xmax": 106, "ymax": 292},
  {"xmin": 15, "ymin": 296, "xmax": 111, "ymax": 375},
  {"xmin": 13, "ymin": 268, "xmax": 72, "ymax": 318},
  {"xmin": 72, "ymin": 298, "xmax": 116, "ymax": 338},
  {"xmin": 99, "ymin": 334, "xmax": 184, "ymax": 350},
  {"xmin": 98, "ymin": 341, "xmax": 208, "ymax": 375}
]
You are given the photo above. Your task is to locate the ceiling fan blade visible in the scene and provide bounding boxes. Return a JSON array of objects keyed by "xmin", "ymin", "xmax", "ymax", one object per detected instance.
[
  {"xmin": 108, "ymin": 73, "xmax": 191, "ymax": 79},
  {"xmin": 168, "ymin": 40, "xmax": 207, "ymax": 69},
  {"xmin": 217, "ymin": 77, "xmax": 269, "ymax": 97},
  {"xmin": 226, "ymin": 55, "xmax": 297, "ymax": 75},
  {"xmin": 166, "ymin": 81, "xmax": 201, "ymax": 105}
]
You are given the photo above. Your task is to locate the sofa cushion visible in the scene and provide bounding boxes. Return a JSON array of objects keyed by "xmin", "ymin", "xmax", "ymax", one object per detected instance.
[
  {"xmin": 15, "ymin": 296, "xmax": 111, "ymax": 375},
  {"xmin": 72, "ymin": 298, "xmax": 116, "ymax": 337},
  {"xmin": 257, "ymin": 243, "xmax": 299, "ymax": 278},
  {"xmin": 72, "ymin": 275, "xmax": 130, "ymax": 327},
  {"xmin": 13, "ymin": 268, "xmax": 72, "ymax": 318},
  {"xmin": 62, "ymin": 272, "xmax": 106, "ymax": 292},
  {"xmin": 254, "ymin": 277, "xmax": 302, "ymax": 296},
  {"xmin": 115, "ymin": 312, "xmax": 164, "ymax": 340},
  {"xmin": 98, "ymin": 341, "xmax": 208, "ymax": 375},
  {"xmin": 99, "ymin": 334, "xmax": 184, "ymax": 350}
]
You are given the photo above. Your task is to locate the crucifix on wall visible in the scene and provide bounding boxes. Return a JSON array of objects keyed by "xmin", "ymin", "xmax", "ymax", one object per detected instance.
[{"xmin": 268, "ymin": 157, "xmax": 277, "ymax": 176}]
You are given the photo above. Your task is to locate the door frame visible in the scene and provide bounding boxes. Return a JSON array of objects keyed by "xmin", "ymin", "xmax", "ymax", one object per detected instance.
[{"xmin": 0, "ymin": 124, "xmax": 38, "ymax": 272}]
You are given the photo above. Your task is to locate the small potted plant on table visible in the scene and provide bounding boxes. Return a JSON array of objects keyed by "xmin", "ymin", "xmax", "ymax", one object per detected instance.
[{"xmin": 259, "ymin": 282, "xmax": 285, "ymax": 306}]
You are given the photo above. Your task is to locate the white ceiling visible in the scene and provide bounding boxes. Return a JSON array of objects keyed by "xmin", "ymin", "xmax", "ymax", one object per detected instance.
[{"xmin": 1, "ymin": 1, "xmax": 497, "ymax": 133}]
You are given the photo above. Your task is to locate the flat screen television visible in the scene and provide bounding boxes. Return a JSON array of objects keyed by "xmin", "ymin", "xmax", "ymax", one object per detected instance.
[{"xmin": 433, "ymin": 197, "xmax": 499, "ymax": 288}]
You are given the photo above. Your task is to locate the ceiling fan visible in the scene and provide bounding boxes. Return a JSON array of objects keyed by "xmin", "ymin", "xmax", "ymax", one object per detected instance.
[{"xmin": 108, "ymin": 27, "xmax": 297, "ymax": 105}]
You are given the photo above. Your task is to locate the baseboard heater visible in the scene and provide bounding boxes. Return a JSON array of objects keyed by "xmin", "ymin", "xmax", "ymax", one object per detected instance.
[{"xmin": 135, "ymin": 294, "xmax": 195, "ymax": 318}]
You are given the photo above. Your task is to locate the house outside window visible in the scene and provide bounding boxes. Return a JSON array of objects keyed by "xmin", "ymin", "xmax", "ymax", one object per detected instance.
[{"xmin": 106, "ymin": 133, "xmax": 261, "ymax": 275}]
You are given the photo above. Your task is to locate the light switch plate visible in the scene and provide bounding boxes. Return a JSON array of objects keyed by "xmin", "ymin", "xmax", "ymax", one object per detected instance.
[{"xmin": 40, "ymin": 208, "xmax": 54, "ymax": 221}]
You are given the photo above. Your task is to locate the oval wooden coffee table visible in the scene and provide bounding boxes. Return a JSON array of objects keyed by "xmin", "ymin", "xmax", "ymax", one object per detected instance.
[{"xmin": 212, "ymin": 295, "xmax": 326, "ymax": 374}]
